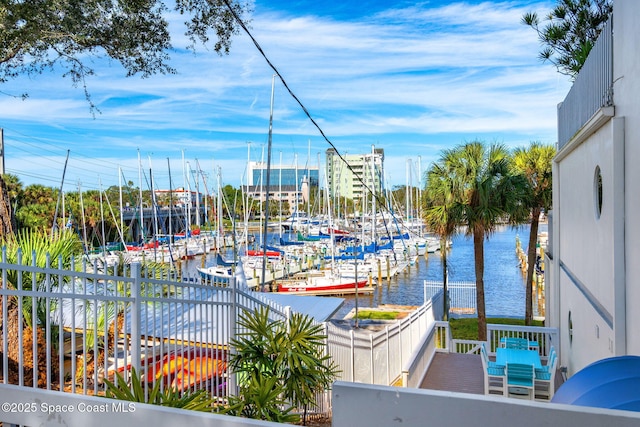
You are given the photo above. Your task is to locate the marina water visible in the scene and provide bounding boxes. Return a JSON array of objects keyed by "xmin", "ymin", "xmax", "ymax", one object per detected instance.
[
  {"xmin": 188, "ymin": 224, "xmax": 545, "ymax": 320},
  {"xmin": 331, "ymin": 224, "xmax": 544, "ymax": 319}
]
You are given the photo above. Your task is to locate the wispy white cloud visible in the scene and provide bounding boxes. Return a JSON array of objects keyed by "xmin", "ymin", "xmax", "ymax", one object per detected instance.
[{"xmin": 1, "ymin": 0, "xmax": 566, "ymax": 190}]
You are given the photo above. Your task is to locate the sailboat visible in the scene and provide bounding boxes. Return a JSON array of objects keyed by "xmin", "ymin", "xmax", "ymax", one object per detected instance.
[{"xmin": 274, "ymin": 271, "xmax": 370, "ymax": 295}]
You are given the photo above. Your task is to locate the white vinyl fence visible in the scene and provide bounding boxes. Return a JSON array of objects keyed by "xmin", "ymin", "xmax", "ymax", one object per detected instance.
[
  {"xmin": 1, "ymin": 248, "xmax": 444, "ymax": 421},
  {"xmin": 326, "ymin": 287, "xmax": 443, "ymax": 385},
  {"xmin": 425, "ymin": 279, "xmax": 476, "ymax": 315},
  {"xmin": 0, "ymin": 249, "xmax": 288, "ymax": 403}
]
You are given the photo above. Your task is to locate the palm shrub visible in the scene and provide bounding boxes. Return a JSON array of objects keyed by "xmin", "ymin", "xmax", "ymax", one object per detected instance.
[
  {"xmin": 224, "ymin": 306, "xmax": 339, "ymax": 425},
  {"xmin": 0, "ymin": 229, "xmax": 83, "ymax": 387},
  {"xmin": 104, "ymin": 367, "xmax": 215, "ymax": 411},
  {"xmin": 2, "ymin": 229, "xmax": 83, "ymax": 328}
]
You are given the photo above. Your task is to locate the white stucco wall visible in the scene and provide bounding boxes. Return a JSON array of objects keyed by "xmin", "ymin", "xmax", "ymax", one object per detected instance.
[
  {"xmin": 552, "ymin": 0, "xmax": 640, "ymax": 374},
  {"xmin": 558, "ymin": 122, "xmax": 614, "ymax": 308},
  {"xmin": 612, "ymin": 0, "xmax": 640, "ymax": 356},
  {"xmin": 556, "ymin": 121, "xmax": 617, "ymax": 374}
]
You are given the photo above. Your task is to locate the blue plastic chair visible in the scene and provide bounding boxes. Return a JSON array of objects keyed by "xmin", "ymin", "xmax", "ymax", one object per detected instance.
[
  {"xmin": 506, "ymin": 362, "xmax": 535, "ymax": 399},
  {"xmin": 535, "ymin": 352, "xmax": 558, "ymax": 400},
  {"xmin": 505, "ymin": 337, "xmax": 529, "ymax": 350},
  {"xmin": 481, "ymin": 343, "xmax": 505, "ymax": 395}
]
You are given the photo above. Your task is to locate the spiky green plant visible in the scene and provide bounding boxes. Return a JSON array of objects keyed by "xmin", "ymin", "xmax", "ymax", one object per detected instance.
[
  {"xmin": 104, "ymin": 367, "xmax": 215, "ymax": 411},
  {"xmin": 226, "ymin": 306, "xmax": 339, "ymax": 424},
  {"xmin": 1, "ymin": 229, "xmax": 83, "ymax": 328},
  {"xmin": 223, "ymin": 373, "xmax": 299, "ymax": 423}
]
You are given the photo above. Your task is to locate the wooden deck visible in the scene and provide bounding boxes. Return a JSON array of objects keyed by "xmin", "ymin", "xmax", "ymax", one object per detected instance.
[
  {"xmin": 420, "ymin": 353, "xmax": 485, "ymax": 394},
  {"xmin": 420, "ymin": 352, "xmax": 564, "ymax": 396}
]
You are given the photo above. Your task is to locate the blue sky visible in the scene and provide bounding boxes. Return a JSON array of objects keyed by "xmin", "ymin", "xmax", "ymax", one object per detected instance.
[{"xmin": 0, "ymin": 0, "xmax": 570, "ymax": 194}]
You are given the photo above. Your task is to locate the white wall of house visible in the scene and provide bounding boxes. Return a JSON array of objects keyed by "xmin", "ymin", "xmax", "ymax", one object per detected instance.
[
  {"xmin": 613, "ymin": 0, "xmax": 640, "ymax": 357},
  {"xmin": 555, "ymin": 119, "xmax": 619, "ymax": 375},
  {"xmin": 551, "ymin": 0, "xmax": 639, "ymax": 376}
]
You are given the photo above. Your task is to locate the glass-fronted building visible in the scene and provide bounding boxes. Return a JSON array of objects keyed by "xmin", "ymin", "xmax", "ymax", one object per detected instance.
[{"xmin": 245, "ymin": 162, "xmax": 320, "ymax": 212}]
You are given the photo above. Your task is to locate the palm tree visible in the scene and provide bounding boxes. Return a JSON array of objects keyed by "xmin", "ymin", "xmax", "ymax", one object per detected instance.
[
  {"xmin": 424, "ymin": 161, "xmax": 459, "ymax": 320},
  {"xmin": 428, "ymin": 141, "xmax": 528, "ymax": 340},
  {"xmin": 513, "ymin": 142, "xmax": 555, "ymax": 325}
]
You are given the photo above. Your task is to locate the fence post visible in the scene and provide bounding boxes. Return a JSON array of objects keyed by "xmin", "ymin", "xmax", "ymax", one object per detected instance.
[
  {"xmin": 370, "ymin": 334, "xmax": 374, "ymax": 384},
  {"xmin": 350, "ymin": 329, "xmax": 355, "ymax": 382},
  {"xmin": 423, "ymin": 280, "xmax": 427, "ymax": 305},
  {"xmin": 285, "ymin": 306, "xmax": 292, "ymax": 331},
  {"xmin": 229, "ymin": 274, "xmax": 237, "ymax": 397},
  {"xmin": 386, "ymin": 326, "xmax": 390, "ymax": 386},
  {"xmin": 130, "ymin": 263, "xmax": 142, "ymax": 375}
]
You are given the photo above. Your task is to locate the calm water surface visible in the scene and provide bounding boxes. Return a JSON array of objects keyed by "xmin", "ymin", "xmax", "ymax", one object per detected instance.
[
  {"xmin": 187, "ymin": 224, "xmax": 545, "ymax": 320},
  {"xmin": 332, "ymin": 224, "xmax": 543, "ymax": 319}
]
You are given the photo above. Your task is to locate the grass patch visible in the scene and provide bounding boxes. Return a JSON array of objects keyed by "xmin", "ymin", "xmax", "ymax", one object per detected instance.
[
  {"xmin": 449, "ymin": 318, "xmax": 544, "ymax": 340},
  {"xmin": 355, "ymin": 310, "xmax": 401, "ymax": 320}
]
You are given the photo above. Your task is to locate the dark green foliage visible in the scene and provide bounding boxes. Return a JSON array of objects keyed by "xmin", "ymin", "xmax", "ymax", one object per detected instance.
[
  {"xmin": 424, "ymin": 141, "xmax": 529, "ymax": 340},
  {"xmin": 104, "ymin": 367, "xmax": 215, "ymax": 411},
  {"xmin": 0, "ymin": 0, "xmax": 252, "ymax": 107},
  {"xmin": 224, "ymin": 307, "xmax": 339, "ymax": 424},
  {"xmin": 522, "ymin": 0, "xmax": 612, "ymax": 78}
]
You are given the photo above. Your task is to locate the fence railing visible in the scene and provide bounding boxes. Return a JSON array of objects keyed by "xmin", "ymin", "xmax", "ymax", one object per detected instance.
[
  {"xmin": 401, "ymin": 320, "xmax": 450, "ymax": 388},
  {"xmin": 0, "ymin": 383, "xmax": 286, "ymax": 427},
  {"xmin": 447, "ymin": 324, "xmax": 558, "ymax": 360},
  {"xmin": 557, "ymin": 17, "xmax": 613, "ymax": 149},
  {"xmin": 1, "ymin": 248, "xmax": 445, "ymax": 421},
  {"xmin": 0, "ymin": 251, "xmax": 288, "ymax": 404},
  {"xmin": 326, "ymin": 287, "xmax": 442, "ymax": 386},
  {"xmin": 399, "ymin": 317, "xmax": 559, "ymax": 389},
  {"xmin": 425, "ymin": 279, "xmax": 476, "ymax": 315},
  {"xmin": 486, "ymin": 324, "xmax": 559, "ymax": 359}
]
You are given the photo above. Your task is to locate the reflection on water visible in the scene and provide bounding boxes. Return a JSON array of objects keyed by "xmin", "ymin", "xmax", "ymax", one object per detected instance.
[{"xmin": 187, "ymin": 224, "xmax": 545, "ymax": 320}]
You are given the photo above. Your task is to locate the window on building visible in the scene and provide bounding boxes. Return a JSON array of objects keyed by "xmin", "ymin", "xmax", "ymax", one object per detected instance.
[{"xmin": 594, "ymin": 166, "xmax": 603, "ymax": 219}]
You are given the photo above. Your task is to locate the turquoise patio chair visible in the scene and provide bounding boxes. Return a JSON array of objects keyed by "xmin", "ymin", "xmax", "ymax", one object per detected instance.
[
  {"xmin": 481, "ymin": 344, "xmax": 505, "ymax": 395},
  {"xmin": 536, "ymin": 346, "xmax": 556, "ymax": 375},
  {"xmin": 506, "ymin": 362, "xmax": 535, "ymax": 400},
  {"xmin": 504, "ymin": 337, "xmax": 529, "ymax": 350},
  {"xmin": 535, "ymin": 351, "xmax": 558, "ymax": 400},
  {"xmin": 481, "ymin": 343, "xmax": 500, "ymax": 368}
]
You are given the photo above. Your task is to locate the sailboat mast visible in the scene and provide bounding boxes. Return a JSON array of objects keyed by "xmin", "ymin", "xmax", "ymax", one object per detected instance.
[
  {"xmin": 294, "ymin": 152, "xmax": 298, "ymax": 226},
  {"xmin": 167, "ymin": 158, "xmax": 173, "ymax": 244},
  {"xmin": 98, "ymin": 178, "xmax": 107, "ymax": 259},
  {"xmin": 306, "ymin": 139, "xmax": 311, "ymax": 232},
  {"xmin": 406, "ymin": 159, "xmax": 410, "ymax": 222},
  {"xmin": 137, "ymin": 149, "xmax": 145, "ymax": 243},
  {"xmin": 418, "ymin": 155, "xmax": 423, "ymax": 235},
  {"xmin": 244, "ymin": 142, "xmax": 251, "ymax": 252},
  {"xmin": 260, "ymin": 74, "xmax": 276, "ymax": 291},
  {"xmin": 118, "ymin": 167, "xmax": 124, "ymax": 238},
  {"xmin": 78, "ymin": 181, "xmax": 89, "ymax": 253},
  {"xmin": 51, "ymin": 149, "xmax": 70, "ymax": 236},
  {"xmin": 194, "ymin": 162, "xmax": 201, "ymax": 228},
  {"xmin": 148, "ymin": 155, "xmax": 159, "ymax": 261},
  {"xmin": 217, "ymin": 167, "xmax": 223, "ymax": 248},
  {"xmin": 278, "ymin": 150, "xmax": 282, "ymax": 238},
  {"xmin": 370, "ymin": 145, "xmax": 376, "ymax": 243}
]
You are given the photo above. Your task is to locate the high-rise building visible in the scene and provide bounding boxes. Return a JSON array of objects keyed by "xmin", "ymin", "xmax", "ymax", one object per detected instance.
[
  {"xmin": 244, "ymin": 161, "xmax": 319, "ymax": 212},
  {"xmin": 325, "ymin": 146, "xmax": 384, "ymax": 200}
]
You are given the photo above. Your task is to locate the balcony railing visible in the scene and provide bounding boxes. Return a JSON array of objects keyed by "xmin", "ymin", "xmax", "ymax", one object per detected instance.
[{"xmin": 557, "ymin": 17, "xmax": 613, "ymax": 150}]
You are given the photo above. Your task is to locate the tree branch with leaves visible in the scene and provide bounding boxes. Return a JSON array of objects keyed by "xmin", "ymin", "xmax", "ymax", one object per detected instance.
[
  {"xmin": 0, "ymin": 0, "xmax": 252, "ymax": 108},
  {"xmin": 522, "ymin": 0, "xmax": 612, "ymax": 79}
]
